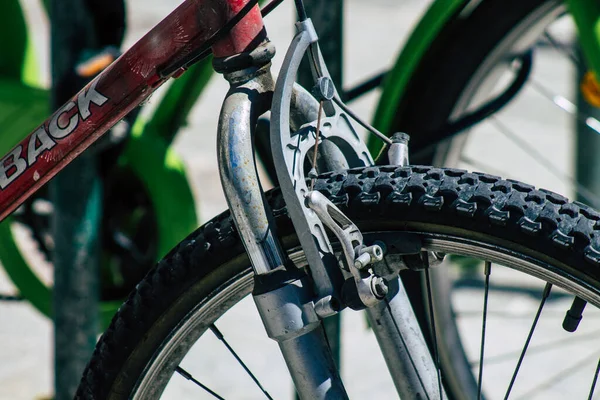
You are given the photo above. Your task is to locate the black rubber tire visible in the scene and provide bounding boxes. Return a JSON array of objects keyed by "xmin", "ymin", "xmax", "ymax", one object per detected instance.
[
  {"xmin": 76, "ymin": 165, "xmax": 600, "ymax": 399},
  {"xmin": 389, "ymin": 0, "xmax": 563, "ymax": 395}
]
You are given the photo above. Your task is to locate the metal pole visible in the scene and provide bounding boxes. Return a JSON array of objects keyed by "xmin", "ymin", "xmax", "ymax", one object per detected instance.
[
  {"xmin": 297, "ymin": 0, "xmax": 344, "ymax": 370},
  {"xmin": 49, "ymin": 1, "xmax": 101, "ymax": 398}
]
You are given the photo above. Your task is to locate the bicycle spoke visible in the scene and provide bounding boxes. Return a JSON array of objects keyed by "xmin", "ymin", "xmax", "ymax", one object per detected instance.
[
  {"xmin": 456, "ymin": 49, "xmax": 600, "ymax": 208},
  {"xmin": 504, "ymin": 282, "xmax": 552, "ymax": 399},
  {"xmin": 477, "ymin": 261, "xmax": 492, "ymax": 400},
  {"xmin": 460, "ymin": 310, "xmax": 598, "ymax": 319},
  {"xmin": 112, "ymin": 230, "xmax": 146, "ymax": 264},
  {"xmin": 589, "ymin": 358, "xmax": 600, "ymax": 400},
  {"xmin": 470, "ymin": 328, "xmax": 600, "ymax": 367},
  {"xmin": 175, "ymin": 366, "xmax": 225, "ymax": 399},
  {"xmin": 488, "ymin": 118, "xmax": 600, "ymax": 208},
  {"xmin": 528, "ymin": 78, "xmax": 600, "ymax": 136},
  {"xmin": 210, "ymin": 324, "xmax": 273, "ymax": 400},
  {"xmin": 452, "ymin": 274, "xmax": 571, "ymax": 302},
  {"xmin": 514, "ymin": 352, "xmax": 599, "ymax": 400},
  {"xmin": 460, "ymin": 121, "xmax": 600, "ymax": 209},
  {"xmin": 423, "ymin": 253, "xmax": 443, "ymax": 398},
  {"xmin": 542, "ymin": 31, "xmax": 581, "ymax": 68}
]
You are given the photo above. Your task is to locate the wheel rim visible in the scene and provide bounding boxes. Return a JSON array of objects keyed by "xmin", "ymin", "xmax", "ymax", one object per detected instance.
[
  {"xmin": 130, "ymin": 230, "xmax": 600, "ymax": 399},
  {"xmin": 427, "ymin": 3, "xmax": 576, "ymax": 399}
]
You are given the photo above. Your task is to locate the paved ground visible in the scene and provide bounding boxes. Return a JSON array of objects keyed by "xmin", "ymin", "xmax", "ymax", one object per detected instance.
[{"xmin": 2, "ymin": 0, "xmax": 600, "ymax": 399}]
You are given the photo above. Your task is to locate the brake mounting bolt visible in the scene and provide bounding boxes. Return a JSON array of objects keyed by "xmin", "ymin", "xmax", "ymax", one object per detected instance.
[
  {"xmin": 371, "ymin": 276, "xmax": 389, "ymax": 299},
  {"xmin": 312, "ymin": 76, "xmax": 335, "ymax": 102},
  {"xmin": 354, "ymin": 253, "xmax": 372, "ymax": 269},
  {"xmin": 354, "ymin": 244, "xmax": 384, "ymax": 269}
]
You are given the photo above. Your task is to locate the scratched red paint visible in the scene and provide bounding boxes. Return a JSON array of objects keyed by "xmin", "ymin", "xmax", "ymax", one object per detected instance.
[
  {"xmin": 212, "ymin": 1, "xmax": 265, "ymax": 57},
  {"xmin": 0, "ymin": 0, "xmax": 265, "ymax": 221}
]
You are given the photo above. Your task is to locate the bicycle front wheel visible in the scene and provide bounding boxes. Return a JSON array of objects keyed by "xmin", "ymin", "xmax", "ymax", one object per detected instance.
[{"xmin": 77, "ymin": 166, "xmax": 600, "ymax": 399}]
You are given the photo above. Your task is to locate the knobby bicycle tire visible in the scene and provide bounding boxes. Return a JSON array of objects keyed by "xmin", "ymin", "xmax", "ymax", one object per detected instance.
[
  {"xmin": 76, "ymin": 165, "xmax": 600, "ymax": 399},
  {"xmin": 388, "ymin": 0, "xmax": 565, "ymax": 395}
]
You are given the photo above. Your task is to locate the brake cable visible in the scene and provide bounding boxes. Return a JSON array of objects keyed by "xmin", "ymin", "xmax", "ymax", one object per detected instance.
[{"xmin": 159, "ymin": 0, "xmax": 285, "ymax": 77}]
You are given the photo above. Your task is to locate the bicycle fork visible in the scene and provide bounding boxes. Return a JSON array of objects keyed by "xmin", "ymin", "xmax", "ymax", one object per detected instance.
[
  {"xmin": 216, "ymin": 26, "xmax": 446, "ymax": 400},
  {"xmin": 216, "ymin": 42, "xmax": 347, "ymax": 398}
]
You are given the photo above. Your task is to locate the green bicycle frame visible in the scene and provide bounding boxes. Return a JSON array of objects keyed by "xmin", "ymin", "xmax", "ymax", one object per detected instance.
[
  {"xmin": 567, "ymin": 0, "xmax": 600, "ymax": 76},
  {"xmin": 370, "ymin": 0, "xmax": 466, "ymax": 152}
]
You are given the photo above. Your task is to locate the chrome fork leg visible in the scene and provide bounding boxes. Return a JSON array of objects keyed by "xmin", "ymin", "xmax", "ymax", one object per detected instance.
[
  {"xmin": 361, "ymin": 135, "xmax": 447, "ymax": 399},
  {"xmin": 366, "ymin": 277, "xmax": 447, "ymax": 399},
  {"xmin": 216, "ymin": 52, "xmax": 347, "ymax": 399},
  {"xmin": 254, "ymin": 274, "xmax": 347, "ymax": 399}
]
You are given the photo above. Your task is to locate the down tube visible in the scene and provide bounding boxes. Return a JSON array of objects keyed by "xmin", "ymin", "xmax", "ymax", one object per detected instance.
[{"xmin": 0, "ymin": 0, "xmax": 264, "ymax": 221}]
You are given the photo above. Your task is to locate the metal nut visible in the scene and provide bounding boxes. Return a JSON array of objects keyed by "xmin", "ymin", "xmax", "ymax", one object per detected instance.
[{"xmin": 371, "ymin": 276, "xmax": 389, "ymax": 299}]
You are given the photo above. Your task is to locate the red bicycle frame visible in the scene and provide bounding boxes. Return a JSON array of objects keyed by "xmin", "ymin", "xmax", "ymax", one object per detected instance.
[{"xmin": 0, "ymin": 0, "xmax": 264, "ymax": 221}]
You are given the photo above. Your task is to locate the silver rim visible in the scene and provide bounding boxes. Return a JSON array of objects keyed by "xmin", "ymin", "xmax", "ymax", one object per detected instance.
[
  {"xmin": 429, "ymin": 2, "xmax": 568, "ymax": 398},
  {"xmin": 130, "ymin": 231, "xmax": 600, "ymax": 399}
]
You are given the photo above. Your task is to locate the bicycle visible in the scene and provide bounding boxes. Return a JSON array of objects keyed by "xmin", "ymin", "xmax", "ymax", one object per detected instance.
[
  {"xmin": 2, "ymin": 0, "xmax": 600, "ymax": 398},
  {"xmin": 4, "ymin": 0, "xmax": 596, "ymax": 344}
]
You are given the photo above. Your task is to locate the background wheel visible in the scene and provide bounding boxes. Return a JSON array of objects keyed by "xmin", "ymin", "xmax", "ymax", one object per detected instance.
[{"xmin": 0, "ymin": 132, "xmax": 198, "ymax": 326}]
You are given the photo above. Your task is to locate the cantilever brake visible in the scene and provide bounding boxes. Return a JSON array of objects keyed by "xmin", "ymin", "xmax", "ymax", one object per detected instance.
[{"xmin": 305, "ymin": 190, "xmax": 387, "ymax": 308}]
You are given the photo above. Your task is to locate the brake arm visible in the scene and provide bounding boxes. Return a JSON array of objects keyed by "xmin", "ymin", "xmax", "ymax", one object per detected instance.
[{"xmin": 305, "ymin": 190, "xmax": 386, "ymax": 308}]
